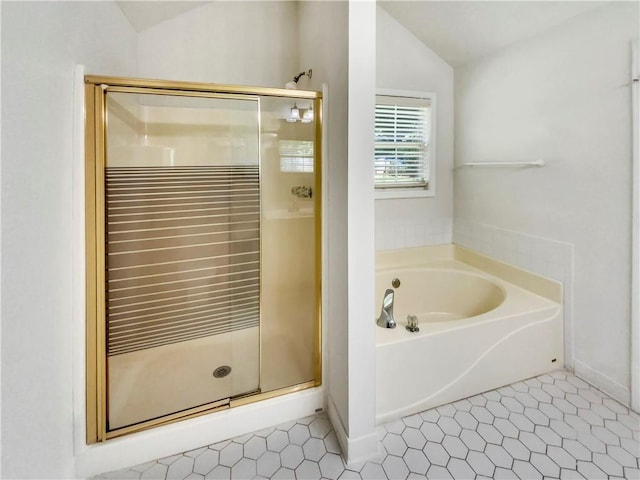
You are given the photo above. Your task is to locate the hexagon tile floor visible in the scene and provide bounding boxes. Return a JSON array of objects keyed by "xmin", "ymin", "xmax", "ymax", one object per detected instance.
[{"xmin": 95, "ymin": 370, "xmax": 639, "ymax": 479}]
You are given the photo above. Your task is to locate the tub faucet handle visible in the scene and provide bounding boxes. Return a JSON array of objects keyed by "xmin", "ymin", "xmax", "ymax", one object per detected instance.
[
  {"xmin": 376, "ymin": 288, "xmax": 396, "ymax": 329},
  {"xmin": 406, "ymin": 314, "xmax": 419, "ymax": 333}
]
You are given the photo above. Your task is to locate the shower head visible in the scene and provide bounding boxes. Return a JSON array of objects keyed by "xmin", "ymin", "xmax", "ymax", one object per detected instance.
[{"xmin": 285, "ymin": 69, "xmax": 312, "ymax": 89}]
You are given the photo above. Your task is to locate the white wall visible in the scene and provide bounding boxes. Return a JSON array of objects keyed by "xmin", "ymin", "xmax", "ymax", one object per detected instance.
[
  {"xmin": 137, "ymin": 1, "xmax": 298, "ymax": 88},
  {"xmin": 454, "ymin": 2, "xmax": 639, "ymax": 404},
  {"xmin": 299, "ymin": 0, "xmax": 378, "ymax": 464},
  {"xmin": 1, "ymin": 2, "xmax": 137, "ymax": 477},
  {"xmin": 375, "ymin": 7, "xmax": 454, "ymax": 250},
  {"xmin": 345, "ymin": 0, "xmax": 378, "ymax": 464},
  {"xmin": 297, "ymin": 0, "xmax": 350, "ymax": 437}
]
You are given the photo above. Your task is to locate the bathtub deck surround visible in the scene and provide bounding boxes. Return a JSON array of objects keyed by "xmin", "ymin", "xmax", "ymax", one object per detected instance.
[
  {"xmin": 93, "ymin": 369, "xmax": 640, "ymax": 480},
  {"xmin": 376, "ymin": 244, "xmax": 564, "ymax": 424}
]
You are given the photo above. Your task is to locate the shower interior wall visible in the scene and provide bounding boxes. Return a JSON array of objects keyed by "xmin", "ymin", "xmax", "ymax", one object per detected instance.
[
  {"xmin": 134, "ymin": 4, "xmax": 321, "ymax": 392},
  {"xmin": 133, "ymin": 0, "xmax": 332, "ymax": 407}
]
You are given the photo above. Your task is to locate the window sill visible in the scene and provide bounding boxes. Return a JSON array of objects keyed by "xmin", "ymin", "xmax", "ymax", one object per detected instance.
[{"xmin": 374, "ymin": 188, "xmax": 435, "ymax": 200}]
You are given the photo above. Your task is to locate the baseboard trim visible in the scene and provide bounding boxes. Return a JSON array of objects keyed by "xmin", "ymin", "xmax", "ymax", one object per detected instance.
[
  {"xmin": 574, "ymin": 360, "xmax": 630, "ymax": 406},
  {"xmin": 327, "ymin": 396, "xmax": 379, "ymax": 466},
  {"xmin": 327, "ymin": 396, "xmax": 349, "ymax": 457}
]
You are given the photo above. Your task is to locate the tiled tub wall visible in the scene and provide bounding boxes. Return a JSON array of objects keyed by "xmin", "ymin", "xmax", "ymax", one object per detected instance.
[
  {"xmin": 453, "ymin": 220, "xmax": 575, "ymax": 370},
  {"xmin": 376, "ymin": 217, "xmax": 453, "ymax": 251}
]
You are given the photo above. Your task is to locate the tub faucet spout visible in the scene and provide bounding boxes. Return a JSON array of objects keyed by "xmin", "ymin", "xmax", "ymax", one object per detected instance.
[{"xmin": 377, "ymin": 288, "xmax": 396, "ymax": 328}]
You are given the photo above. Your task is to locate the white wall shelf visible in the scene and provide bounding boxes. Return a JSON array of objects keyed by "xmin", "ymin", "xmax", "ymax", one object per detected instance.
[{"xmin": 460, "ymin": 159, "xmax": 545, "ymax": 168}]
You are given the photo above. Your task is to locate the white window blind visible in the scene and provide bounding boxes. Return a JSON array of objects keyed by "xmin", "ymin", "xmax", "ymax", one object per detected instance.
[{"xmin": 375, "ymin": 95, "xmax": 431, "ymax": 189}]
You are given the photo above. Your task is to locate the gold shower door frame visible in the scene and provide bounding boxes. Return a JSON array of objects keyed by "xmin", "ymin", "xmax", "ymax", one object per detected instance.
[{"xmin": 85, "ymin": 76, "xmax": 322, "ymax": 443}]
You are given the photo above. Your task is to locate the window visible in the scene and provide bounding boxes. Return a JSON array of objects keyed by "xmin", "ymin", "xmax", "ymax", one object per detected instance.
[{"xmin": 374, "ymin": 90, "xmax": 435, "ymax": 198}]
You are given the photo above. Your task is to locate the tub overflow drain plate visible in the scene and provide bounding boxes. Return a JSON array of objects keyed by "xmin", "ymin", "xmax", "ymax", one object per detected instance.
[{"xmin": 213, "ymin": 365, "xmax": 232, "ymax": 378}]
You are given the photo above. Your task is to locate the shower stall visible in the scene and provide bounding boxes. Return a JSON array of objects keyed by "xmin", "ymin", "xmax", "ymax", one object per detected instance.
[{"xmin": 84, "ymin": 76, "xmax": 322, "ymax": 442}]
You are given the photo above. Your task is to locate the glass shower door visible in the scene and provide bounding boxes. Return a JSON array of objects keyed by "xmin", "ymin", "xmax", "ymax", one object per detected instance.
[
  {"xmin": 104, "ymin": 91, "xmax": 261, "ymax": 430},
  {"xmin": 259, "ymin": 96, "xmax": 319, "ymax": 393}
]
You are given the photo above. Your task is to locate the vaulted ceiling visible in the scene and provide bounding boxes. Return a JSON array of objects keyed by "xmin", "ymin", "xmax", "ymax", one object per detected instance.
[
  {"xmin": 378, "ymin": 1, "xmax": 604, "ymax": 66},
  {"xmin": 116, "ymin": 1, "xmax": 605, "ymax": 67},
  {"xmin": 116, "ymin": 1, "xmax": 208, "ymax": 32}
]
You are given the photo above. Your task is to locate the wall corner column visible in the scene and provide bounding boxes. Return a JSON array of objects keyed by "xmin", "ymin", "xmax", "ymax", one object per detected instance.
[{"xmin": 344, "ymin": 0, "xmax": 378, "ymax": 465}]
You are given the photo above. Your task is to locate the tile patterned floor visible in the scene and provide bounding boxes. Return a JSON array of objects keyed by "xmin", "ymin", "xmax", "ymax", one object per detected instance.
[{"xmin": 96, "ymin": 370, "xmax": 639, "ymax": 479}]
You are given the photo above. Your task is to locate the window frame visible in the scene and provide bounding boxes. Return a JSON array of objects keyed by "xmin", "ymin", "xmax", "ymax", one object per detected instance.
[{"xmin": 374, "ymin": 88, "xmax": 436, "ymax": 200}]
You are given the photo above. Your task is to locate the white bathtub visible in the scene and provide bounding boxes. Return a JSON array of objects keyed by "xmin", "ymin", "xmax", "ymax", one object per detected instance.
[{"xmin": 375, "ymin": 245, "xmax": 563, "ymax": 424}]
